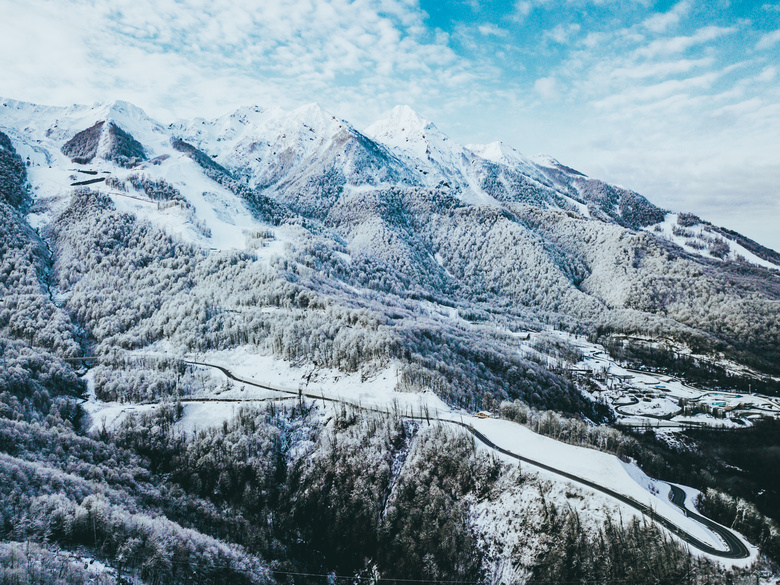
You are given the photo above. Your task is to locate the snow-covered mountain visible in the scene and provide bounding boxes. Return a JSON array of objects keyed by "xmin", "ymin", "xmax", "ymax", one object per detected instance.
[
  {"xmin": 3, "ymin": 96, "xmax": 780, "ymax": 440},
  {"xmin": 3, "ymin": 96, "xmax": 779, "ymax": 354},
  {"xmin": 2, "ymin": 96, "xmax": 780, "ymax": 584},
  {"xmin": 3, "ymin": 96, "xmax": 775, "ymax": 256},
  {"xmin": 364, "ymin": 105, "xmax": 483, "ymax": 195},
  {"xmin": 171, "ymin": 102, "xmax": 419, "ymax": 218}
]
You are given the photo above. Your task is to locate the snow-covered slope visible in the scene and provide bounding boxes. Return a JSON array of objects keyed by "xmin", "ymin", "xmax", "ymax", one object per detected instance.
[
  {"xmin": 2, "ymin": 96, "xmax": 778, "ymax": 373},
  {"xmin": 646, "ymin": 212, "xmax": 780, "ymax": 270},
  {"xmin": 363, "ymin": 106, "xmax": 669, "ymax": 228},
  {"xmin": 175, "ymin": 103, "xmax": 350, "ymax": 187},
  {"xmin": 1, "ymin": 98, "xmax": 284, "ymax": 253},
  {"xmin": 468, "ymin": 141, "xmax": 550, "ymax": 183},
  {"xmin": 173, "ymin": 103, "xmax": 420, "ymax": 218},
  {"xmin": 365, "ymin": 105, "xmax": 499, "ymax": 205}
]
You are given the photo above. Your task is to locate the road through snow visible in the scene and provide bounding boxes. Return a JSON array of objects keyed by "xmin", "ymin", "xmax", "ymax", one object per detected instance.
[{"xmin": 187, "ymin": 359, "xmax": 751, "ymax": 561}]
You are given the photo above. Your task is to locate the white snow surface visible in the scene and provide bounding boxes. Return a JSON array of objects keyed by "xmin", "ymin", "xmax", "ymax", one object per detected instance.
[
  {"xmin": 1, "ymin": 97, "xmax": 282, "ymax": 254},
  {"xmin": 457, "ymin": 416, "xmax": 735, "ymax": 555},
  {"xmin": 529, "ymin": 153, "xmax": 571, "ymax": 171},
  {"xmin": 364, "ymin": 105, "xmax": 501, "ymax": 205},
  {"xmin": 467, "ymin": 141, "xmax": 523, "ymax": 165},
  {"xmin": 196, "ymin": 347, "xmax": 450, "ymax": 417}
]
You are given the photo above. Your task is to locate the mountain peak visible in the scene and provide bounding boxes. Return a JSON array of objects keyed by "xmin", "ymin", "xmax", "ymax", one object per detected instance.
[
  {"xmin": 467, "ymin": 141, "xmax": 524, "ymax": 164},
  {"xmin": 294, "ymin": 101, "xmax": 327, "ymax": 116},
  {"xmin": 95, "ymin": 99, "xmax": 156, "ymax": 126},
  {"xmin": 363, "ymin": 105, "xmax": 453, "ymax": 166},
  {"xmin": 290, "ymin": 102, "xmax": 347, "ymax": 132},
  {"xmin": 103, "ymin": 99, "xmax": 141, "ymax": 113},
  {"xmin": 365, "ymin": 105, "xmax": 435, "ymax": 138},
  {"xmin": 531, "ymin": 153, "xmax": 562, "ymax": 167},
  {"xmin": 387, "ymin": 104, "xmax": 433, "ymax": 129},
  {"xmin": 531, "ymin": 153, "xmax": 588, "ymax": 177}
]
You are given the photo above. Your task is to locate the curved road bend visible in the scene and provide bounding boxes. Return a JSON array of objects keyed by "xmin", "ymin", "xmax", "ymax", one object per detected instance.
[
  {"xmin": 187, "ymin": 360, "xmax": 751, "ymax": 560},
  {"xmin": 463, "ymin": 424, "xmax": 749, "ymax": 559},
  {"xmin": 667, "ymin": 485, "xmax": 749, "ymax": 559}
]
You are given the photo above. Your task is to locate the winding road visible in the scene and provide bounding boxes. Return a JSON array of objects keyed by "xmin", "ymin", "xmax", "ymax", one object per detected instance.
[
  {"xmin": 185, "ymin": 359, "xmax": 751, "ymax": 560},
  {"xmin": 668, "ymin": 485, "xmax": 749, "ymax": 558},
  {"xmin": 467, "ymin": 424, "xmax": 749, "ymax": 559}
]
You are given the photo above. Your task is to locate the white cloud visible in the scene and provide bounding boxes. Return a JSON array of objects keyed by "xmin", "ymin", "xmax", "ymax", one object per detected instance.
[
  {"xmin": 756, "ymin": 29, "xmax": 780, "ymax": 50},
  {"xmin": 634, "ymin": 25, "xmax": 736, "ymax": 59},
  {"xmin": 477, "ymin": 24, "xmax": 508, "ymax": 37},
  {"xmin": 512, "ymin": 0, "xmax": 535, "ymax": 21},
  {"xmin": 756, "ymin": 66, "xmax": 778, "ymax": 82},
  {"xmin": 581, "ymin": 31, "xmax": 609, "ymax": 48},
  {"xmin": 545, "ymin": 23, "xmax": 581, "ymax": 44},
  {"xmin": 591, "ymin": 72, "xmax": 720, "ymax": 109},
  {"xmin": 642, "ymin": 0, "xmax": 691, "ymax": 33},
  {"xmin": 534, "ymin": 77, "xmax": 558, "ymax": 99},
  {"xmin": 0, "ymin": 0, "xmax": 475, "ymax": 124},
  {"xmin": 607, "ymin": 58, "xmax": 714, "ymax": 81}
]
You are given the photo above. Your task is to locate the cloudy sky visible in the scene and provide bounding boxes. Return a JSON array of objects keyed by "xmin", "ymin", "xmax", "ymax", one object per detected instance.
[{"xmin": 2, "ymin": 0, "xmax": 779, "ymax": 250}]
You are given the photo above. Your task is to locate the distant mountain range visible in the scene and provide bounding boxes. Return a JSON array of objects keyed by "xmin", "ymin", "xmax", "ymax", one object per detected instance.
[{"xmin": 2, "ymin": 96, "xmax": 779, "ymax": 398}]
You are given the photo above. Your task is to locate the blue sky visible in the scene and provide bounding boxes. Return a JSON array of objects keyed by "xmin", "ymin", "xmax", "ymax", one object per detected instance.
[{"xmin": 2, "ymin": 0, "xmax": 779, "ymax": 250}]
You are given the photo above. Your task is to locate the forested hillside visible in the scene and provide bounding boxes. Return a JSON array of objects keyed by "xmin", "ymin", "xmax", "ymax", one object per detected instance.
[{"xmin": 2, "ymin": 98, "xmax": 779, "ymax": 584}]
